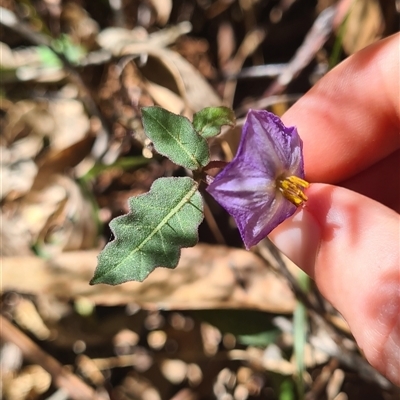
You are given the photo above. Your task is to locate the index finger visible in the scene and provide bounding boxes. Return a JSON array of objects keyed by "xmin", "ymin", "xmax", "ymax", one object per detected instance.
[{"xmin": 282, "ymin": 33, "xmax": 400, "ymax": 183}]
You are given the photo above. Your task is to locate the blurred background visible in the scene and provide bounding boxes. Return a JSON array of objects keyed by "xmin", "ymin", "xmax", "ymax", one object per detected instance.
[{"xmin": 0, "ymin": 0, "xmax": 399, "ymax": 399}]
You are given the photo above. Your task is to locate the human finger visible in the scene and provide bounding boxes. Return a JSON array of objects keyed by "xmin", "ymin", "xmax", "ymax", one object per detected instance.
[
  {"xmin": 340, "ymin": 149, "xmax": 400, "ymax": 212},
  {"xmin": 270, "ymin": 183, "xmax": 400, "ymax": 385},
  {"xmin": 282, "ymin": 33, "xmax": 400, "ymax": 183}
]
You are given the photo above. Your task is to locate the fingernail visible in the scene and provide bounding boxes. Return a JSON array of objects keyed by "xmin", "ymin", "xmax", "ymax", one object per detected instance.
[{"xmin": 269, "ymin": 207, "xmax": 321, "ymax": 277}]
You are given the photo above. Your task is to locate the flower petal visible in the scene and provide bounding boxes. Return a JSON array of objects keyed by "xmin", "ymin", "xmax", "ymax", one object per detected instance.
[
  {"xmin": 242, "ymin": 110, "xmax": 304, "ymax": 178},
  {"xmin": 207, "ymin": 109, "xmax": 305, "ymax": 248},
  {"xmin": 207, "ymin": 169, "xmax": 296, "ymax": 248},
  {"xmin": 243, "ymin": 193, "xmax": 296, "ymax": 248}
]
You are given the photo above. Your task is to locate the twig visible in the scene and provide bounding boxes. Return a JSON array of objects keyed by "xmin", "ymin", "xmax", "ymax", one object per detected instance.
[
  {"xmin": 235, "ymin": 93, "xmax": 302, "ymax": 117},
  {"xmin": 203, "ymin": 199, "xmax": 226, "ymax": 245},
  {"xmin": 0, "ymin": 315, "xmax": 105, "ymax": 400},
  {"xmin": 256, "ymin": 238, "xmax": 351, "ymax": 340},
  {"xmin": 255, "ymin": 239, "xmax": 322, "ymax": 314},
  {"xmin": 262, "ymin": 5, "xmax": 338, "ymax": 98},
  {"xmin": 305, "ymin": 358, "xmax": 339, "ymax": 400},
  {"xmin": 222, "ymin": 28, "xmax": 266, "ymax": 107},
  {"xmin": 309, "ymin": 334, "xmax": 394, "ymax": 391},
  {"xmin": 225, "ymin": 63, "xmax": 288, "ymax": 80}
]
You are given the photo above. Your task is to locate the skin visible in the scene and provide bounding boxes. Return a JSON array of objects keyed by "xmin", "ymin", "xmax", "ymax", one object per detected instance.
[{"xmin": 269, "ymin": 33, "xmax": 400, "ymax": 385}]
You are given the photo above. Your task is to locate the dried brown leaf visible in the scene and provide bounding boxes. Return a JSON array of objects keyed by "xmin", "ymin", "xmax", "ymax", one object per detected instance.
[
  {"xmin": 143, "ymin": 80, "xmax": 185, "ymax": 114},
  {"xmin": 97, "ymin": 25, "xmax": 221, "ymax": 113},
  {"xmin": 338, "ymin": 0, "xmax": 384, "ymax": 54},
  {"xmin": 2, "ymin": 244, "xmax": 296, "ymax": 313}
]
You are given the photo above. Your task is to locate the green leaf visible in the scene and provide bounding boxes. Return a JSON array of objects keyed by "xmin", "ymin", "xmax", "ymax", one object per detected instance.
[
  {"xmin": 142, "ymin": 107, "xmax": 209, "ymax": 170},
  {"xmin": 237, "ymin": 330, "xmax": 280, "ymax": 347},
  {"xmin": 51, "ymin": 34, "xmax": 87, "ymax": 64},
  {"xmin": 91, "ymin": 177, "xmax": 203, "ymax": 285},
  {"xmin": 37, "ymin": 46, "xmax": 62, "ymax": 68},
  {"xmin": 279, "ymin": 380, "xmax": 295, "ymax": 400},
  {"xmin": 193, "ymin": 107, "xmax": 236, "ymax": 138},
  {"xmin": 192, "ymin": 309, "xmax": 280, "ymax": 346}
]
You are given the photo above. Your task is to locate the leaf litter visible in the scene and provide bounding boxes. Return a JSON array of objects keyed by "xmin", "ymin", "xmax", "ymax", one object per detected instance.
[{"xmin": 0, "ymin": 1, "xmax": 399, "ymax": 399}]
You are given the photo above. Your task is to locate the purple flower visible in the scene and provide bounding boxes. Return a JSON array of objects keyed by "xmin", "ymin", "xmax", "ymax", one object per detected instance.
[{"xmin": 207, "ymin": 109, "xmax": 309, "ymax": 249}]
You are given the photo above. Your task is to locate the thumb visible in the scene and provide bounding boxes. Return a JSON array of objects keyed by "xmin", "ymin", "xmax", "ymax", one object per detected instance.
[{"xmin": 269, "ymin": 183, "xmax": 400, "ymax": 385}]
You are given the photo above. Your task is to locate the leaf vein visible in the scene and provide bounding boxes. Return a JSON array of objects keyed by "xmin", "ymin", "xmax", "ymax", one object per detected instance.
[
  {"xmin": 118, "ymin": 182, "xmax": 199, "ymax": 270},
  {"xmin": 150, "ymin": 114, "xmax": 201, "ymax": 169}
]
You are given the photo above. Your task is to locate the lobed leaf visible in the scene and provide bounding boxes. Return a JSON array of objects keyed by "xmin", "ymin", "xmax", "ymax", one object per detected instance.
[
  {"xmin": 193, "ymin": 106, "xmax": 236, "ymax": 138},
  {"xmin": 142, "ymin": 106, "xmax": 209, "ymax": 170},
  {"xmin": 91, "ymin": 177, "xmax": 203, "ymax": 285}
]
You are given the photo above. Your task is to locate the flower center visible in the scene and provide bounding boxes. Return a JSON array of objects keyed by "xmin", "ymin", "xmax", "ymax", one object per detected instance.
[{"xmin": 276, "ymin": 175, "xmax": 309, "ymax": 206}]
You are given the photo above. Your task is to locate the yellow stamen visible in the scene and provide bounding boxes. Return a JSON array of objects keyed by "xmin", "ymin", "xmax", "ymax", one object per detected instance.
[{"xmin": 276, "ymin": 175, "xmax": 310, "ymax": 206}]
